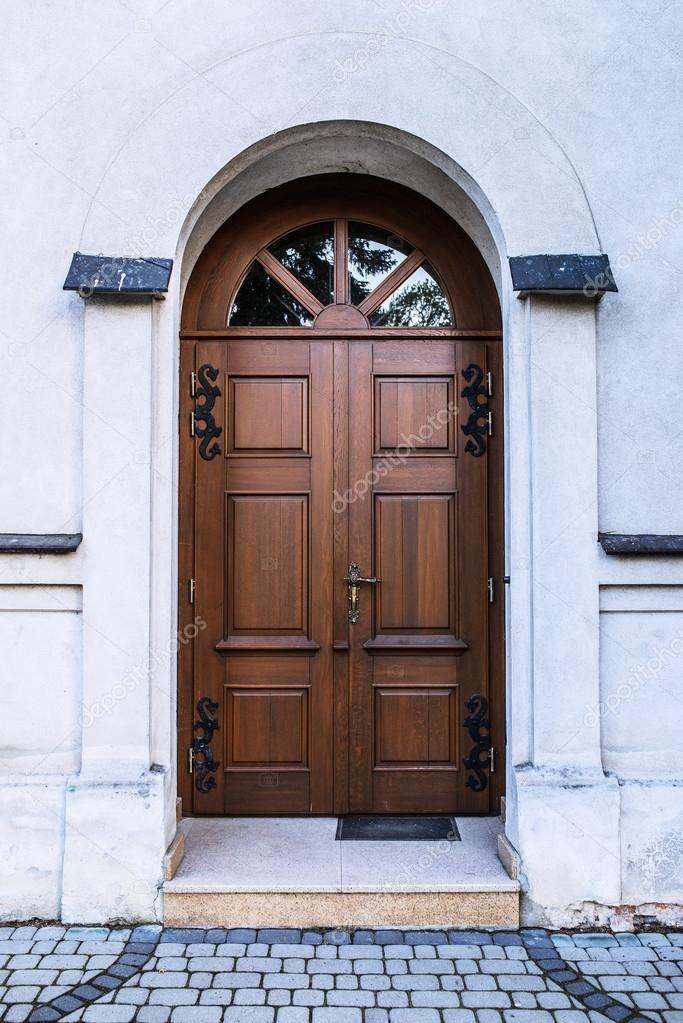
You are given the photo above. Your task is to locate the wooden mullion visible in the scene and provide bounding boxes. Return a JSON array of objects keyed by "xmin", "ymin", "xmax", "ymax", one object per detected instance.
[
  {"xmin": 334, "ymin": 218, "xmax": 348, "ymax": 305},
  {"xmin": 357, "ymin": 248, "xmax": 425, "ymax": 317},
  {"xmin": 256, "ymin": 248, "xmax": 324, "ymax": 317}
]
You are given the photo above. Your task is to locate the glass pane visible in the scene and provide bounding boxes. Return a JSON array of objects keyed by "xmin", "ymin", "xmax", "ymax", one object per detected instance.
[
  {"xmin": 348, "ymin": 222, "xmax": 413, "ymax": 305},
  {"xmin": 228, "ymin": 261, "xmax": 314, "ymax": 326},
  {"xmin": 270, "ymin": 222, "xmax": 334, "ymax": 306},
  {"xmin": 369, "ymin": 263, "xmax": 453, "ymax": 327}
]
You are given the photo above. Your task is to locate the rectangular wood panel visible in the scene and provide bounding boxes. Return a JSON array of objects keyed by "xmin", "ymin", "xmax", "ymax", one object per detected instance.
[
  {"xmin": 374, "ymin": 377, "xmax": 453, "ymax": 453},
  {"xmin": 226, "ymin": 688, "xmax": 308, "ymax": 767},
  {"xmin": 228, "ymin": 495, "xmax": 308, "ymax": 634},
  {"xmin": 375, "ymin": 495, "xmax": 454, "ymax": 631},
  {"xmin": 229, "ymin": 376, "xmax": 308, "ymax": 454},
  {"xmin": 375, "ymin": 687, "xmax": 456, "ymax": 766}
]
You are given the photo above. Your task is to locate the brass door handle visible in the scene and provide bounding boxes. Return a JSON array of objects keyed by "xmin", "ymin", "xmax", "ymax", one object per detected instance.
[{"xmin": 344, "ymin": 561, "xmax": 379, "ymax": 624}]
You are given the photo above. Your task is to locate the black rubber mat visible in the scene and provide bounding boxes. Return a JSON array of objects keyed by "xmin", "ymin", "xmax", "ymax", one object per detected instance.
[{"xmin": 336, "ymin": 815, "xmax": 461, "ymax": 841}]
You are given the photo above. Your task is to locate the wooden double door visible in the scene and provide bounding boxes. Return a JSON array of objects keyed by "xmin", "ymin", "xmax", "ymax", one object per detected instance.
[{"xmin": 179, "ymin": 334, "xmax": 503, "ymax": 815}]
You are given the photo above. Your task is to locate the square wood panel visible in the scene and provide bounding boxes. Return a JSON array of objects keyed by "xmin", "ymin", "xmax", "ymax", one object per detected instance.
[
  {"xmin": 374, "ymin": 686, "xmax": 457, "ymax": 767},
  {"xmin": 228, "ymin": 376, "xmax": 309, "ymax": 454},
  {"xmin": 226, "ymin": 687, "xmax": 309, "ymax": 768},
  {"xmin": 374, "ymin": 376, "xmax": 454, "ymax": 454}
]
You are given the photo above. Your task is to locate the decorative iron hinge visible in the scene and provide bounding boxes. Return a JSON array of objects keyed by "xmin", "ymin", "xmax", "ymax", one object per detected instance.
[
  {"xmin": 488, "ymin": 577, "xmax": 495, "ymax": 603},
  {"xmin": 463, "ymin": 694, "xmax": 491, "ymax": 792},
  {"xmin": 191, "ymin": 696, "xmax": 220, "ymax": 793},
  {"xmin": 460, "ymin": 363, "xmax": 491, "ymax": 457},
  {"xmin": 188, "ymin": 578, "xmax": 196, "ymax": 605},
  {"xmin": 193, "ymin": 363, "xmax": 223, "ymax": 460}
]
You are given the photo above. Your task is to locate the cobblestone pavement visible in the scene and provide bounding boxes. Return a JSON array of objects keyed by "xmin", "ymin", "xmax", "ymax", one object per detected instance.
[{"xmin": 0, "ymin": 926, "xmax": 681, "ymax": 1023}]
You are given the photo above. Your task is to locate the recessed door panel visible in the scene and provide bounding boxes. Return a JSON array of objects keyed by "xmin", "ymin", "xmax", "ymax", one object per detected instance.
[
  {"xmin": 375, "ymin": 494, "xmax": 454, "ymax": 632},
  {"xmin": 228, "ymin": 495, "xmax": 308, "ymax": 635},
  {"xmin": 229, "ymin": 376, "xmax": 309, "ymax": 454}
]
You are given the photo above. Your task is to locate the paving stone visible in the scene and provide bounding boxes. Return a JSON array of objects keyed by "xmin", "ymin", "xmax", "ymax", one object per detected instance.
[
  {"xmin": 259, "ymin": 930, "xmax": 302, "ymax": 944},
  {"xmin": 276, "ymin": 1010, "xmax": 310, "ymax": 1023},
  {"xmin": 315, "ymin": 947, "xmax": 339, "ymax": 960},
  {"xmin": 449, "ymin": 932, "xmax": 494, "ymax": 945},
  {"xmin": 302, "ymin": 934, "xmax": 323, "ymax": 946},
  {"xmin": 308, "ymin": 961, "xmax": 351, "ymax": 975},
  {"xmin": 502, "ymin": 1012, "xmax": 553, "ymax": 1023},
  {"xmin": 138, "ymin": 1010, "xmax": 171, "ymax": 1023},
  {"xmin": 442, "ymin": 1012, "xmax": 476, "ymax": 1023},
  {"xmin": 275, "ymin": 946, "xmax": 315, "ymax": 959},
  {"xmin": 267, "ymin": 991, "xmax": 292, "ymax": 1006},
  {"xmin": 392, "ymin": 975, "xmax": 439, "ymax": 990},
  {"xmin": 411, "ymin": 992, "xmax": 461, "ymax": 1007},
  {"xmin": 377, "ymin": 992, "xmax": 409, "ymax": 1008},
  {"xmin": 215, "ymin": 943, "xmax": 246, "ymax": 957},
  {"xmin": 351, "ymin": 931, "xmax": 375, "ymax": 945},
  {"xmin": 312, "ymin": 1010, "xmax": 362, "ymax": 1022},
  {"xmin": 223, "ymin": 1009, "xmax": 275, "ymax": 1022},
  {"xmin": 232, "ymin": 990, "xmax": 266, "ymax": 1005},
  {"xmin": 322, "ymin": 933, "xmax": 351, "ymax": 946},
  {"xmin": 339, "ymin": 946, "xmax": 382, "ymax": 959},
  {"xmin": 238, "ymin": 956, "xmax": 283, "ymax": 973},
  {"xmin": 82, "ymin": 1008, "xmax": 136, "ymax": 1022},
  {"xmin": 461, "ymin": 992, "xmax": 512, "ymax": 1008},
  {"xmin": 389, "ymin": 1010, "xmax": 440, "ymax": 1021},
  {"xmin": 509, "ymin": 993, "xmax": 537, "ymax": 1008},
  {"xmin": 366, "ymin": 1012, "xmax": 389, "ymax": 1023},
  {"xmin": 361, "ymin": 974, "xmax": 391, "ymax": 990},
  {"xmin": 148, "ymin": 991, "xmax": 198, "ymax": 1006},
  {"xmin": 199, "ymin": 989, "xmax": 236, "ymax": 1005},
  {"xmin": 210, "ymin": 972, "xmax": 261, "ymax": 988},
  {"xmin": 336, "ymin": 975, "xmax": 359, "ymax": 989},
  {"xmin": 187, "ymin": 972, "xmax": 212, "ymax": 988},
  {"xmin": 159, "ymin": 931, "xmax": 205, "ymax": 944},
  {"xmin": 264, "ymin": 974, "xmax": 310, "ymax": 989},
  {"xmin": 169, "ymin": 1009, "xmax": 222, "ymax": 1022},
  {"xmin": 293, "ymin": 990, "xmax": 324, "ymax": 1006},
  {"xmin": 373, "ymin": 932, "xmax": 404, "ymax": 945},
  {"xmin": 465, "ymin": 975, "xmax": 497, "ymax": 990},
  {"xmin": 225, "ymin": 929, "xmax": 257, "ymax": 943},
  {"xmin": 326, "ymin": 991, "xmax": 374, "ymax": 1007}
]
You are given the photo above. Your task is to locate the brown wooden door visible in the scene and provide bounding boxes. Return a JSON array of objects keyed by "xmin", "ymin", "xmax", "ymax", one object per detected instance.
[
  {"xmin": 346, "ymin": 340, "xmax": 492, "ymax": 813},
  {"xmin": 178, "ymin": 178, "xmax": 504, "ymax": 817},
  {"xmin": 184, "ymin": 336, "xmax": 497, "ymax": 815},
  {"xmin": 189, "ymin": 338, "xmax": 334, "ymax": 813}
]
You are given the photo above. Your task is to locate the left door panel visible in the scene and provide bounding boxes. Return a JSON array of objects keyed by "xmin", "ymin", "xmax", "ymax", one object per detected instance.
[{"xmin": 184, "ymin": 339, "xmax": 334, "ymax": 813}]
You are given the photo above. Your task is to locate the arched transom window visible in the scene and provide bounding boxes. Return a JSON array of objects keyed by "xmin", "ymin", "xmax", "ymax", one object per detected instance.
[{"xmin": 228, "ymin": 220, "xmax": 453, "ymax": 328}]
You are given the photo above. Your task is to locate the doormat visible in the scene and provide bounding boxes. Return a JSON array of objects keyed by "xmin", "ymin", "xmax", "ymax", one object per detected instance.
[{"xmin": 336, "ymin": 816, "xmax": 461, "ymax": 841}]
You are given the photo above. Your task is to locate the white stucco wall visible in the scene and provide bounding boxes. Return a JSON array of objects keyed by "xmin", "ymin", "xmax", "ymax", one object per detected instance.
[{"xmin": 0, "ymin": 0, "xmax": 681, "ymax": 925}]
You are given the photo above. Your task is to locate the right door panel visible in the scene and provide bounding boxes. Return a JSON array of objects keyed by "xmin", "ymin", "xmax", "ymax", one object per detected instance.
[{"xmin": 347, "ymin": 340, "xmax": 493, "ymax": 813}]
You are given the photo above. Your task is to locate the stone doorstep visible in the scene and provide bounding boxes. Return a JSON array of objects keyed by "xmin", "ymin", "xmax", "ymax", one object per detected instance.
[
  {"xmin": 164, "ymin": 828, "xmax": 186, "ymax": 881},
  {"xmin": 497, "ymin": 833, "xmax": 519, "ymax": 880},
  {"xmin": 162, "ymin": 889, "xmax": 520, "ymax": 928}
]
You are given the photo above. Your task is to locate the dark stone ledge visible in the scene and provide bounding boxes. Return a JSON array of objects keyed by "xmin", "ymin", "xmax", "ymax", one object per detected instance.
[
  {"xmin": 510, "ymin": 253, "xmax": 617, "ymax": 296},
  {"xmin": 0, "ymin": 533, "xmax": 83, "ymax": 554},
  {"xmin": 598, "ymin": 533, "xmax": 683, "ymax": 555},
  {"xmin": 63, "ymin": 253, "xmax": 173, "ymax": 297}
]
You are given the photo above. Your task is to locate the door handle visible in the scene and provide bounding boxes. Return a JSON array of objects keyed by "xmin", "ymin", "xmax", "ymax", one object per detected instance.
[{"xmin": 344, "ymin": 561, "xmax": 379, "ymax": 624}]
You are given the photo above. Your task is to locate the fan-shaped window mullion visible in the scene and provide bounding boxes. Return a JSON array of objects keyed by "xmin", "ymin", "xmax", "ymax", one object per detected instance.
[
  {"xmin": 256, "ymin": 249, "xmax": 324, "ymax": 317},
  {"xmin": 357, "ymin": 248, "xmax": 425, "ymax": 317}
]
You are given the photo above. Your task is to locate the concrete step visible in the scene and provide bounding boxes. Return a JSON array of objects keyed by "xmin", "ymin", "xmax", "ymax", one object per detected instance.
[
  {"xmin": 162, "ymin": 816, "xmax": 519, "ymax": 927},
  {"xmin": 163, "ymin": 887, "xmax": 519, "ymax": 927}
]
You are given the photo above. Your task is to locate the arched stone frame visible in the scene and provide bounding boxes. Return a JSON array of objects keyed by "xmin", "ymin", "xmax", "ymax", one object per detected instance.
[{"xmin": 67, "ymin": 118, "xmax": 614, "ymax": 926}]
